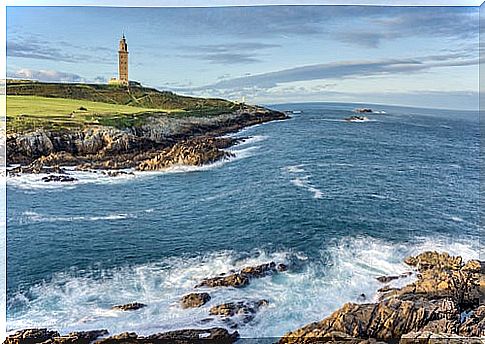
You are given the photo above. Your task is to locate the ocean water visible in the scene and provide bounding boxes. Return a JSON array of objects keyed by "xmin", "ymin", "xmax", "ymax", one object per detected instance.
[{"xmin": 6, "ymin": 102, "xmax": 480, "ymax": 337}]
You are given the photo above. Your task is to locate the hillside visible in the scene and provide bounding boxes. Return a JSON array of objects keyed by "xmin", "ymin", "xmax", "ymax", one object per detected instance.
[
  {"xmin": 7, "ymin": 79, "xmax": 235, "ymax": 111},
  {"xmin": 6, "ymin": 80, "xmax": 239, "ymax": 134}
]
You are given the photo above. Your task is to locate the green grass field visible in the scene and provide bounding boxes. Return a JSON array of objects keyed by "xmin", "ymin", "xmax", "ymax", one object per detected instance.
[{"xmin": 6, "ymin": 95, "xmax": 178, "ymax": 133}]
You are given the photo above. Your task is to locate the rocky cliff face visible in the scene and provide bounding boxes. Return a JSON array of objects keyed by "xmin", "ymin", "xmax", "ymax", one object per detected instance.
[
  {"xmin": 7, "ymin": 109, "xmax": 288, "ymax": 173},
  {"xmin": 279, "ymin": 251, "xmax": 484, "ymax": 344}
]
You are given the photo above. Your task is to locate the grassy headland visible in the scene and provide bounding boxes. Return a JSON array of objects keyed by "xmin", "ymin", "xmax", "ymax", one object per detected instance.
[{"xmin": 7, "ymin": 80, "xmax": 238, "ymax": 134}]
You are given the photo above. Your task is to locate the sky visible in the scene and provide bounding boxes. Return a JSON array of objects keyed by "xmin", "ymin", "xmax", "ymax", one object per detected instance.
[{"xmin": 6, "ymin": 5, "xmax": 480, "ymax": 109}]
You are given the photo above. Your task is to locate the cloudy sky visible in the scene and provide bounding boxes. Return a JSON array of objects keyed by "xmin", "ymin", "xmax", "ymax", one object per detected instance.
[{"xmin": 7, "ymin": 5, "xmax": 479, "ymax": 109}]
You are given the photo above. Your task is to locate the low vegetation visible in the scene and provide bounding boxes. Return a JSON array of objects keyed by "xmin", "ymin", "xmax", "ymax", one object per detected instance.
[{"xmin": 6, "ymin": 80, "xmax": 238, "ymax": 133}]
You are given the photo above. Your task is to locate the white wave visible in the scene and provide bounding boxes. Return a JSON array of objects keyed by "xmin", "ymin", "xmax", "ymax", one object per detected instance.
[
  {"xmin": 234, "ymin": 135, "xmax": 268, "ymax": 146},
  {"xmin": 7, "ymin": 168, "xmax": 138, "ymax": 191},
  {"xmin": 284, "ymin": 165, "xmax": 305, "ymax": 174},
  {"xmin": 19, "ymin": 211, "xmax": 135, "ymax": 224},
  {"xmin": 285, "ymin": 165, "xmax": 324, "ymax": 200},
  {"xmin": 7, "ymin": 235, "xmax": 479, "ymax": 338}
]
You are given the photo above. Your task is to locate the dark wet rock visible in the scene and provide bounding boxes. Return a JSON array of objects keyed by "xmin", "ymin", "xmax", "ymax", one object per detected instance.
[
  {"xmin": 208, "ymin": 299, "xmax": 269, "ymax": 328},
  {"xmin": 111, "ymin": 302, "xmax": 146, "ymax": 311},
  {"xmin": 145, "ymin": 328, "xmax": 239, "ymax": 342},
  {"xmin": 101, "ymin": 170, "xmax": 135, "ymax": 177},
  {"xmin": 96, "ymin": 328, "xmax": 239, "ymax": 343},
  {"xmin": 345, "ymin": 116, "xmax": 369, "ymax": 122},
  {"xmin": 180, "ymin": 292, "xmax": 211, "ymax": 308},
  {"xmin": 376, "ymin": 275, "xmax": 400, "ymax": 283},
  {"xmin": 353, "ymin": 108, "xmax": 373, "ymax": 113},
  {"xmin": 209, "ymin": 299, "xmax": 269, "ymax": 325},
  {"xmin": 4, "ymin": 328, "xmax": 60, "ymax": 343},
  {"xmin": 41, "ymin": 175, "xmax": 77, "ymax": 183},
  {"xmin": 95, "ymin": 332, "xmax": 139, "ymax": 343},
  {"xmin": 196, "ymin": 262, "xmax": 285, "ymax": 289}
]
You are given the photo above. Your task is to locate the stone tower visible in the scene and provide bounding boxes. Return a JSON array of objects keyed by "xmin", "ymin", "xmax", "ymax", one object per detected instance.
[{"xmin": 118, "ymin": 34, "xmax": 129, "ymax": 85}]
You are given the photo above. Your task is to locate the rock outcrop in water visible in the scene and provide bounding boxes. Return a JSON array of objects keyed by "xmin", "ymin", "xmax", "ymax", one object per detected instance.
[
  {"xmin": 111, "ymin": 302, "xmax": 146, "ymax": 311},
  {"xmin": 279, "ymin": 251, "xmax": 484, "ymax": 343},
  {"xmin": 4, "ymin": 328, "xmax": 238, "ymax": 344},
  {"xmin": 180, "ymin": 292, "xmax": 212, "ymax": 308},
  {"xmin": 196, "ymin": 262, "xmax": 287, "ymax": 288},
  {"xmin": 209, "ymin": 300, "xmax": 269, "ymax": 328}
]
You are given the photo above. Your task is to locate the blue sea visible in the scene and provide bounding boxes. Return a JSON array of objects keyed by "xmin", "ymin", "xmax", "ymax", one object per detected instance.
[{"xmin": 6, "ymin": 102, "xmax": 480, "ymax": 337}]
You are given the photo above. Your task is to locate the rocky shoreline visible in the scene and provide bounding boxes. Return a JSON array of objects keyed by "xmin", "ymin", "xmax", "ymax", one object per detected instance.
[
  {"xmin": 6, "ymin": 108, "xmax": 288, "ymax": 178},
  {"xmin": 4, "ymin": 251, "xmax": 483, "ymax": 343}
]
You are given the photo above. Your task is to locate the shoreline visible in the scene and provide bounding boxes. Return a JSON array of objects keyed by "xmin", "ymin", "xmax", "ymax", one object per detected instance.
[
  {"xmin": 6, "ymin": 107, "xmax": 289, "ymax": 179},
  {"xmin": 4, "ymin": 250, "xmax": 483, "ymax": 343}
]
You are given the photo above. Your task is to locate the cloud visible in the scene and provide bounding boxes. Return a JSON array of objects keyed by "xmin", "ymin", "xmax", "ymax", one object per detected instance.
[
  {"xmin": 8, "ymin": 68, "xmax": 87, "ymax": 83},
  {"xmin": 188, "ymin": 53, "xmax": 478, "ymax": 91},
  {"xmin": 178, "ymin": 42, "xmax": 280, "ymax": 65},
  {"xmin": 7, "ymin": 34, "xmax": 112, "ymax": 63}
]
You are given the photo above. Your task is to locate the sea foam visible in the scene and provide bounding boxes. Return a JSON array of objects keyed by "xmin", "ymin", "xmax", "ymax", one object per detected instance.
[{"xmin": 8, "ymin": 235, "xmax": 477, "ymax": 338}]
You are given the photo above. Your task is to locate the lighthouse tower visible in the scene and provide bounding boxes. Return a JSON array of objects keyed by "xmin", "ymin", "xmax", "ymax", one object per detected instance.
[
  {"xmin": 109, "ymin": 34, "xmax": 129, "ymax": 86},
  {"xmin": 118, "ymin": 34, "xmax": 129, "ymax": 85}
]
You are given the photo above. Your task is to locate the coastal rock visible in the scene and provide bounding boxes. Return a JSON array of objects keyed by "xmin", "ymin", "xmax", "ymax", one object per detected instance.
[
  {"xmin": 3, "ymin": 329, "xmax": 108, "ymax": 344},
  {"xmin": 404, "ymin": 251, "xmax": 463, "ymax": 272},
  {"xmin": 137, "ymin": 137, "xmax": 235, "ymax": 171},
  {"xmin": 399, "ymin": 331, "xmax": 484, "ymax": 344},
  {"xmin": 41, "ymin": 175, "xmax": 77, "ymax": 183},
  {"xmin": 96, "ymin": 328, "xmax": 239, "ymax": 343},
  {"xmin": 196, "ymin": 262, "xmax": 286, "ymax": 288},
  {"xmin": 279, "ymin": 252, "xmax": 484, "ymax": 344},
  {"xmin": 4, "ymin": 328, "xmax": 60, "ymax": 344},
  {"xmin": 209, "ymin": 299, "xmax": 269, "ymax": 327},
  {"xmin": 345, "ymin": 116, "xmax": 369, "ymax": 122},
  {"xmin": 459, "ymin": 306, "xmax": 485, "ymax": 337},
  {"xmin": 180, "ymin": 292, "xmax": 211, "ymax": 308},
  {"xmin": 353, "ymin": 108, "xmax": 373, "ymax": 113},
  {"xmin": 279, "ymin": 298, "xmax": 447, "ymax": 343},
  {"xmin": 111, "ymin": 302, "xmax": 146, "ymax": 311},
  {"xmin": 144, "ymin": 328, "xmax": 239, "ymax": 343}
]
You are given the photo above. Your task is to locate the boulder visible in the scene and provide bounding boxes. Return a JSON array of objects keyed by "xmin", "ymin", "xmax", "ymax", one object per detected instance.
[
  {"xmin": 41, "ymin": 175, "xmax": 77, "ymax": 183},
  {"xmin": 209, "ymin": 299, "xmax": 269, "ymax": 327},
  {"xmin": 180, "ymin": 292, "xmax": 211, "ymax": 308},
  {"xmin": 196, "ymin": 262, "xmax": 286, "ymax": 288},
  {"xmin": 111, "ymin": 302, "xmax": 146, "ymax": 311}
]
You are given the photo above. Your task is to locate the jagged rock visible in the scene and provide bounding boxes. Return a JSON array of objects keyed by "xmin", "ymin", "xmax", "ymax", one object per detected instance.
[
  {"xmin": 96, "ymin": 328, "xmax": 239, "ymax": 343},
  {"xmin": 209, "ymin": 299, "xmax": 269, "ymax": 328},
  {"xmin": 137, "ymin": 137, "xmax": 235, "ymax": 171},
  {"xmin": 279, "ymin": 252, "xmax": 484, "ymax": 344},
  {"xmin": 41, "ymin": 175, "xmax": 77, "ymax": 183},
  {"xmin": 400, "ymin": 331, "xmax": 484, "ymax": 344},
  {"xmin": 180, "ymin": 292, "xmax": 211, "ymax": 308},
  {"xmin": 101, "ymin": 170, "xmax": 135, "ymax": 177},
  {"xmin": 376, "ymin": 275, "xmax": 400, "ymax": 283},
  {"xmin": 111, "ymin": 302, "xmax": 146, "ymax": 311},
  {"xmin": 404, "ymin": 252, "xmax": 462, "ymax": 272},
  {"xmin": 4, "ymin": 328, "xmax": 60, "ymax": 343},
  {"xmin": 459, "ymin": 306, "xmax": 485, "ymax": 337},
  {"xmin": 95, "ymin": 332, "xmax": 139, "ymax": 343},
  {"xmin": 144, "ymin": 328, "xmax": 239, "ymax": 343},
  {"xmin": 196, "ymin": 262, "xmax": 286, "ymax": 288}
]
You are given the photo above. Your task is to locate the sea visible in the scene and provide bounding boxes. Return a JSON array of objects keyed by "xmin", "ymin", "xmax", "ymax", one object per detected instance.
[{"xmin": 6, "ymin": 102, "xmax": 481, "ymax": 338}]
